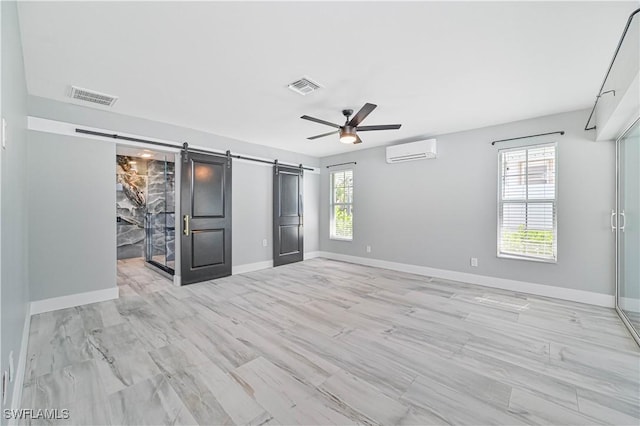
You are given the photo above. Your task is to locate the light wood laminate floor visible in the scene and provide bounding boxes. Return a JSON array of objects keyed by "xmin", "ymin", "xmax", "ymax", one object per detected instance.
[{"xmin": 21, "ymin": 258, "xmax": 640, "ymax": 425}]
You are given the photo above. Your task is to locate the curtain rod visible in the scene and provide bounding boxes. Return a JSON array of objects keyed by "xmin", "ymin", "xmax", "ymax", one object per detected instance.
[
  {"xmin": 584, "ymin": 8, "xmax": 640, "ymax": 131},
  {"xmin": 491, "ymin": 131, "xmax": 564, "ymax": 146},
  {"xmin": 75, "ymin": 128, "xmax": 314, "ymax": 171},
  {"xmin": 326, "ymin": 161, "xmax": 357, "ymax": 169}
]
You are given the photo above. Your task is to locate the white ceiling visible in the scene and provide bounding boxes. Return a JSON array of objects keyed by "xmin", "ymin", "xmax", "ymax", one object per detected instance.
[{"xmin": 17, "ymin": 1, "xmax": 639, "ymax": 157}]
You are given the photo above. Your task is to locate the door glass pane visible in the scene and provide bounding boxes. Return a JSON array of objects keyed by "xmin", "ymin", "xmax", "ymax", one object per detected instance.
[{"xmin": 618, "ymin": 120, "xmax": 640, "ymax": 334}]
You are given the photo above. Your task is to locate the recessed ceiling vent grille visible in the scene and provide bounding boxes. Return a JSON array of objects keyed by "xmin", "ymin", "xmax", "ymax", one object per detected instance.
[
  {"xmin": 69, "ymin": 86, "xmax": 118, "ymax": 107},
  {"xmin": 287, "ymin": 77, "xmax": 321, "ymax": 96}
]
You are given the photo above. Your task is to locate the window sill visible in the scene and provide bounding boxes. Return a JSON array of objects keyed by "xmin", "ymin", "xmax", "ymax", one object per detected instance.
[
  {"xmin": 330, "ymin": 237, "xmax": 353, "ymax": 242},
  {"xmin": 498, "ymin": 253, "xmax": 557, "ymax": 264}
]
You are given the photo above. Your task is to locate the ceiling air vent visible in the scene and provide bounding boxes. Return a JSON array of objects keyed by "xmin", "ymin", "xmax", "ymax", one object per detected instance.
[
  {"xmin": 287, "ymin": 77, "xmax": 321, "ymax": 96},
  {"xmin": 69, "ymin": 86, "xmax": 118, "ymax": 107}
]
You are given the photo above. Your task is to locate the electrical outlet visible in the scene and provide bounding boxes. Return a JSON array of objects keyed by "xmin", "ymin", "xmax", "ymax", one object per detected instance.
[
  {"xmin": 366, "ymin": 245, "xmax": 371, "ymax": 253},
  {"xmin": 9, "ymin": 351, "xmax": 14, "ymax": 382},
  {"xmin": 262, "ymin": 239, "xmax": 268, "ymax": 247},
  {"xmin": 471, "ymin": 257, "xmax": 478, "ymax": 267}
]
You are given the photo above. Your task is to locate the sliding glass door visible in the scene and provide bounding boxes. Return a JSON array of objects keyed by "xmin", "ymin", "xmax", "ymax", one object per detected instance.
[{"xmin": 617, "ymin": 118, "xmax": 640, "ymax": 345}]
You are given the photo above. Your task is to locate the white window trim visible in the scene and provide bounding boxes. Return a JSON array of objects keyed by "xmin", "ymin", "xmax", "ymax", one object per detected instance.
[
  {"xmin": 330, "ymin": 168, "xmax": 353, "ymax": 241},
  {"xmin": 497, "ymin": 142, "xmax": 558, "ymax": 263}
]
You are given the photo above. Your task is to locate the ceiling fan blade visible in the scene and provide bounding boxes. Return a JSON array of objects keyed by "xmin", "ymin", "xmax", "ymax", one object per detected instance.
[
  {"xmin": 356, "ymin": 124, "xmax": 402, "ymax": 131},
  {"xmin": 353, "ymin": 135, "xmax": 363, "ymax": 144},
  {"xmin": 348, "ymin": 103, "xmax": 377, "ymax": 127},
  {"xmin": 307, "ymin": 130, "xmax": 339, "ymax": 140},
  {"xmin": 300, "ymin": 115, "xmax": 341, "ymax": 129}
]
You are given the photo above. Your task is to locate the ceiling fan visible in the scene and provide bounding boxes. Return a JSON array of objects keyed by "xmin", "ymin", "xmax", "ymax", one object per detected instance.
[{"xmin": 301, "ymin": 103, "xmax": 401, "ymax": 144}]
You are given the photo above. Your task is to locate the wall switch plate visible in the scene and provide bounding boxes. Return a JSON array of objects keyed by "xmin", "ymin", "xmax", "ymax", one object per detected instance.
[
  {"xmin": 262, "ymin": 239, "xmax": 268, "ymax": 247},
  {"xmin": 471, "ymin": 257, "xmax": 478, "ymax": 267},
  {"xmin": 2, "ymin": 118, "xmax": 7, "ymax": 150},
  {"xmin": 366, "ymin": 245, "xmax": 371, "ymax": 253}
]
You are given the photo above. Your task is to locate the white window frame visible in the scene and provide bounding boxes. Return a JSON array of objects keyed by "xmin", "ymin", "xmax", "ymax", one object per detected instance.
[
  {"xmin": 330, "ymin": 169, "xmax": 353, "ymax": 241},
  {"xmin": 497, "ymin": 142, "xmax": 558, "ymax": 263}
]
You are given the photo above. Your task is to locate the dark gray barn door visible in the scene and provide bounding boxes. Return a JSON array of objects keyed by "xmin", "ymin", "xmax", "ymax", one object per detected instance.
[
  {"xmin": 181, "ymin": 152, "xmax": 232, "ymax": 284},
  {"xmin": 273, "ymin": 165, "xmax": 304, "ymax": 266}
]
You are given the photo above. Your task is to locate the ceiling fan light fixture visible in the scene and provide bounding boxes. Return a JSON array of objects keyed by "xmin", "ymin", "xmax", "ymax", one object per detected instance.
[
  {"xmin": 339, "ymin": 127, "xmax": 357, "ymax": 144},
  {"xmin": 339, "ymin": 134, "xmax": 357, "ymax": 144},
  {"xmin": 301, "ymin": 103, "xmax": 401, "ymax": 145}
]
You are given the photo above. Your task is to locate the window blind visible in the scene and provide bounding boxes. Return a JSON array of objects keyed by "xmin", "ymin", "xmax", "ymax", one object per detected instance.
[{"xmin": 498, "ymin": 144, "xmax": 557, "ymax": 261}]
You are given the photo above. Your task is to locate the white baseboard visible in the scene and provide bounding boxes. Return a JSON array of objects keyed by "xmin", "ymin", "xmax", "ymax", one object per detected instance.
[
  {"xmin": 304, "ymin": 251, "xmax": 321, "ymax": 260},
  {"xmin": 232, "ymin": 251, "xmax": 321, "ymax": 275},
  {"xmin": 29, "ymin": 287, "xmax": 120, "ymax": 315},
  {"xmin": 9, "ymin": 307, "xmax": 31, "ymax": 424},
  {"xmin": 232, "ymin": 260, "xmax": 273, "ymax": 275},
  {"xmin": 318, "ymin": 251, "xmax": 614, "ymax": 308}
]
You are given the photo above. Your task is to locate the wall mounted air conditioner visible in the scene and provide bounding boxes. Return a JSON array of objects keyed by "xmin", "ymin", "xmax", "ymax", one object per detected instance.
[{"xmin": 385, "ymin": 139, "xmax": 436, "ymax": 163}]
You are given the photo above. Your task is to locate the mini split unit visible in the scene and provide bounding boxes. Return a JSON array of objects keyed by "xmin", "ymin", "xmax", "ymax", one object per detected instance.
[{"xmin": 386, "ymin": 139, "xmax": 437, "ymax": 163}]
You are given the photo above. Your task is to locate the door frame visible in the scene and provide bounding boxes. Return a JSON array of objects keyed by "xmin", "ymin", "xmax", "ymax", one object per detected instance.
[{"xmin": 114, "ymin": 142, "xmax": 182, "ymax": 286}]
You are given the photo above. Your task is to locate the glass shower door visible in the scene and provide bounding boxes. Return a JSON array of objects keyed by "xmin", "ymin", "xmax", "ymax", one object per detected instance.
[
  {"xmin": 144, "ymin": 157, "xmax": 176, "ymax": 275},
  {"xmin": 617, "ymin": 118, "xmax": 640, "ymax": 345}
]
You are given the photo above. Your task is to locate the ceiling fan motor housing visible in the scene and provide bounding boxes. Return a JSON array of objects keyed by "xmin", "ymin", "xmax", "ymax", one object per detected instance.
[{"xmin": 341, "ymin": 125, "xmax": 356, "ymax": 135}]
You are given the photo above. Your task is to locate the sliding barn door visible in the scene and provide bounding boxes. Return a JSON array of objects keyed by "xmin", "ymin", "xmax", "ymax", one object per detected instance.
[
  {"xmin": 181, "ymin": 152, "xmax": 232, "ymax": 284},
  {"xmin": 273, "ymin": 165, "xmax": 304, "ymax": 266}
]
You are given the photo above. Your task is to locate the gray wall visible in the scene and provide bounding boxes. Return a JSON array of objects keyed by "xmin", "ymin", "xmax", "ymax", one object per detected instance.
[
  {"xmin": 227, "ymin": 161, "xmax": 320, "ymax": 268},
  {"xmin": 320, "ymin": 109, "xmax": 616, "ymax": 296},
  {"xmin": 1, "ymin": 0, "xmax": 30, "ymax": 415},
  {"xmin": 29, "ymin": 95, "xmax": 320, "ymax": 169},
  {"xmin": 304, "ymin": 172, "xmax": 320, "ymax": 255},
  {"xmin": 27, "ymin": 132, "xmax": 117, "ymax": 301},
  {"xmin": 27, "ymin": 96, "xmax": 320, "ymax": 288},
  {"xmin": 232, "ymin": 161, "xmax": 273, "ymax": 265},
  {"xmin": 230, "ymin": 161, "xmax": 319, "ymax": 265}
]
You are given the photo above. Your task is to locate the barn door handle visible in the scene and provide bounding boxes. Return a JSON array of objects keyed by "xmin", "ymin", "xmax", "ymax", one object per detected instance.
[{"xmin": 183, "ymin": 215, "xmax": 190, "ymax": 236}]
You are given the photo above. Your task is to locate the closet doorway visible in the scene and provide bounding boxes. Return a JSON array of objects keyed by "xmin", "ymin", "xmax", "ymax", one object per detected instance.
[{"xmin": 116, "ymin": 147, "xmax": 176, "ymax": 284}]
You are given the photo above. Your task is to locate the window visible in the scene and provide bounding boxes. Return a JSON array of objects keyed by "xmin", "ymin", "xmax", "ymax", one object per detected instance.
[
  {"xmin": 330, "ymin": 169, "xmax": 353, "ymax": 240},
  {"xmin": 498, "ymin": 143, "xmax": 557, "ymax": 262}
]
